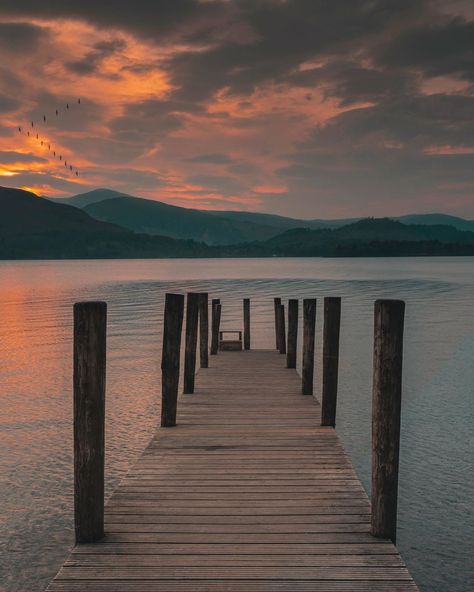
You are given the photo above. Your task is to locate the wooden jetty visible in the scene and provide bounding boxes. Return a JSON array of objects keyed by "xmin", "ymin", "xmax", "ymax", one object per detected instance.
[{"xmin": 47, "ymin": 296, "xmax": 418, "ymax": 591}]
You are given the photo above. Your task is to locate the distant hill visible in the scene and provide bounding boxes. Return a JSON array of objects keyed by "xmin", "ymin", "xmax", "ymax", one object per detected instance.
[
  {"xmin": 0, "ymin": 187, "xmax": 208, "ymax": 259},
  {"xmin": 396, "ymin": 213, "xmax": 474, "ymax": 232},
  {"xmin": 82, "ymin": 196, "xmax": 281, "ymax": 245},
  {"xmin": 48, "ymin": 188, "xmax": 132, "ymax": 209},
  {"xmin": 252, "ymin": 218, "xmax": 474, "ymax": 257},
  {"xmin": 4, "ymin": 187, "xmax": 474, "ymax": 259}
]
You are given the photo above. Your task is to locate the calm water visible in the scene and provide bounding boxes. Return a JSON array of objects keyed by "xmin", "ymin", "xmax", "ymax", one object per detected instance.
[{"xmin": 0, "ymin": 257, "xmax": 473, "ymax": 592}]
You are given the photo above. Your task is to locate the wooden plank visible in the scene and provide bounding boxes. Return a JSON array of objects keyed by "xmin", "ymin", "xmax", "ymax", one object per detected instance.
[{"xmin": 47, "ymin": 350, "xmax": 418, "ymax": 592}]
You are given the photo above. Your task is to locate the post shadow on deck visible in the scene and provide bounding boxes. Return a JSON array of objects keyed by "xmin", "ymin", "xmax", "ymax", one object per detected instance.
[
  {"xmin": 321, "ymin": 297, "xmax": 341, "ymax": 427},
  {"xmin": 161, "ymin": 293, "xmax": 185, "ymax": 427},
  {"xmin": 302, "ymin": 298, "xmax": 316, "ymax": 395},
  {"xmin": 183, "ymin": 292, "xmax": 199, "ymax": 394},
  {"xmin": 371, "ymin": 299, "xmax": 405, "ymax": 545},
  {"xmin": 287, "ymin": 299, "xmax": 298, "ymax": 368},
  {"xmin": 73, "ymin": 301, "xmax": 106, "ymax": 544}
]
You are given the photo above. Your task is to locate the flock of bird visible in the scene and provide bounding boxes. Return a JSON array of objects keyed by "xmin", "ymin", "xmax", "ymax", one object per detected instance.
[{"xmin": 17, "ymin": 98, "xmax": 82, "ymax": 177}]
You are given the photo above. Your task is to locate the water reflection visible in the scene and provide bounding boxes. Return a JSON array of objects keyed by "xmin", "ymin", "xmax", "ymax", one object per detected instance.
[{"xmin": 0, "ymin": 257, "xmax": 473, "ymax": 592}]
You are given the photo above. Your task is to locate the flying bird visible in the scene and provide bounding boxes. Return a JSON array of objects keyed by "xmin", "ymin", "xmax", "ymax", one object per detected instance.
[
  {"xmin": 56, "ymin": 109, "xmax": 59, "ymax": 116},
  {"xmin": 43, "ymin": 115, "xmax": 46, "ymax": 122}
]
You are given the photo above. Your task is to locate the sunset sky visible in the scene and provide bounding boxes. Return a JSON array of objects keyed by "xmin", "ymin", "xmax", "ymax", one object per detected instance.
[{"xmin": 0, "ymin": 0, "xmax": 473, "ymax": 217}]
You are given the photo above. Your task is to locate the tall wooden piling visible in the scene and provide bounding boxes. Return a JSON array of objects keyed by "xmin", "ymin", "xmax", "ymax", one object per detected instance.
[
  {"xmin": 277, "ymin": 303, "xmax": 286, "ymax": 355},
  {"xmin": 321, "ymin": 297, "xmax": 341, "ymax": 427},
  {"xmin": 302, "ymin": 298, "xmax": 316, "ymax": 395},
  {"xmin": 73, "ymin": 301, "xmax": 107, "ymax": 544},
  {"xmin": 183, "ymin": 292, "xmax": 199, "ymax": 394},
  {"xmin": 287, "ymin": 299, "xmax": 298, "ymax": 368},
  {"xmin": 161, "ymin": 293, "xmax": 184, "ymax": 427},
  {"xmin": 199, "ymin": 292, "xmax": 209, "ymax": 369},
  {"xmin": 243, "ymin": 298, "xmax": 250, "ymax": 350},
  {"xmin": 210, "ymin": 299, "xmax": 220, "ymax": 355},
  {"xmin": 371, "ymin": 299, "xmax": 405, "ymax": 544},
  {"xmin": 274, "ymin": 297, "xmax": 281, "ymax": 349}
]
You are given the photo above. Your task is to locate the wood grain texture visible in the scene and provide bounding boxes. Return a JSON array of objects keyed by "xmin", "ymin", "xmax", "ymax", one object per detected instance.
[
  {"xmin": 243, "ymin": 298, "xmax": 251, "ymax": 350},
  {"xmin": 286, "ymin": 299, "xmax": 298, "ymax": 368},
  {"xmin": 321, "ymin": 297, "xmax": 341, "ymax": 427},
  {"xmin": 199, "ymin": 293, "xmax": 209, "ymax": 369},
  {"xmin": 210, "ymin": 299, "xmax": 220, "ymax": 355},
  {"xmin": 302, "ymin": 298, "xmax": 316, "ymax": 396},
  {"xmin": 371, "ymin": 300, "xmax": 405, "ymax": 544},
  {"xmin": 161, "ymin": 293, "xmax": 184, "ymax": 427},
  {"xmin": 183, "ymin": 292, "xmax": 199, "ymax": 394},
  {"xmin": 48, "ymin": 349, "xmax": 417, "ymax": 591},
  {"xmin": 73, "ymin": 301, "xmax": 106, "ymax": 544}
]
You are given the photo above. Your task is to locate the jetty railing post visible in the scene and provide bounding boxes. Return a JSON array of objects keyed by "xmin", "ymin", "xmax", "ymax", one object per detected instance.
[
  {"xmin": 183, "ymin": 292, "xmax": 199, "ymax": 394},
  {"xmin": 161, "ymin": 293, "xmax": 185, "ymax": 427},
  {"xmin": 371, "ymin": 299, "xmax": 405, "ymax": 544},
  {"xmin": 73, "ymin": 301, "xmax": 107, "ymax": 544},
  {"xmin": 321, "ymin": 297, "xmax": 341, "ymax": 427},
  {"xmin": 243, "ymin": 298, "xmax": 250, "ymax": 350},
  {"xmin": 277, "ymin": 303, "xmax": 286, "ymax": 355},
  {"xmin": 302, "ymin": 298, "xmax": 316, "ymax": 395},
  {"xmin": 287, "ymin": 299, "xmax": 298, "ymax": 368},
  {"xmin": 210, "ymin": 298, "xmax": 220, "ymax": 355},
  {"xmin": 199, "ymin": 292, "xmax": 209, "ymax": 369},
  {"xmin": 274, "ymin": 297, "xmax": 281, "ymax": 349}
]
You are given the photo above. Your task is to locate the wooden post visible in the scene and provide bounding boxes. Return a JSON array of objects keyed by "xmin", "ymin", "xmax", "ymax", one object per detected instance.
[
  {"xmin": 287, "ymin": 299, "xmax": 298, "ymax": 368},
  {"xmin": 321, "ymin": 297, "xmax": 341, "ymax": 427},
  {"xmin": 183, "ymin": 292, "xmax": 199, "ymax": 394},
  {"xmin": 274, "ymin": 297, "xmax": 281, "ymax": 349},
  {"xmin": 214, "ymin": 304, "xmax": 222, "ymax": 351},
  {"xmin": 243, "ymin": 298, "xmax": 250, "ymax": 350},
  {"xmin": 199, "ymin": 292, "xmax": 209, "ymax": 369},
  {"xmin": 371, "ymin": 299, "xmax": 405, "ymax": 544},
  {"xmin": 210, "ymin": 299, "xmax": 220, "ymax": 355},
  {"xmin": 73, "ymin": 301, "xmax": 107, "ymax": 544},
  {"xmin": 277, "ymin": 303, "xmax": 286, "ymax": 354},
  {"xmin": 161, "ymin": 293, "xmax": 184, "ymax": 427},
  {"xmin": 302, "ymin": 298, "xmax": 316, "ymax": 395}
]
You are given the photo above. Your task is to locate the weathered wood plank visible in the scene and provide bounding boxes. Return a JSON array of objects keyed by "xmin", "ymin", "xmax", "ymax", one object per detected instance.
[{"xmin": 47, "ymin": 350, "xmax": 417, "ymax": 592}]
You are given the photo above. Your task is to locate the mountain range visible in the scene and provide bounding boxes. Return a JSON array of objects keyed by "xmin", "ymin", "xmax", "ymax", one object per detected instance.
[
  {"xmin": 48, "ymin": 188, "xmax": 474, "ymax": 245},
  {"xmin": 2, "ymin": 185, "xmax": 474, "ymax": 259}
]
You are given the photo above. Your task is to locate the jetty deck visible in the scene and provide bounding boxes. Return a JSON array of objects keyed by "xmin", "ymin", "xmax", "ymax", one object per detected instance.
[{"xmin": 47, "ymin": 349, "xmax": 418, "ymax": 591}]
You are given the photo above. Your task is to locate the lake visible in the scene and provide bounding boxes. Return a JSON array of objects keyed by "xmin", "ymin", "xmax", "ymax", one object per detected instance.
[{"xmin": 0, "ymin": 257, "xmax": 473, "ymax": 592}]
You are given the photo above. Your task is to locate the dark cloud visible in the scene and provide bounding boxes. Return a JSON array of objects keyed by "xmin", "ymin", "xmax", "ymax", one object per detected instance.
[
  {"xmin": 0, "ymin": 93, "xmax": 19, "ymax": 113},
  {"xmin": 0, "ymin": 151, "xmax": 47, "ymax": 164},
  {"xmin": 0, "ymin": 1, "xmax": 217, "ymax": 41},
  {"xmin": 380, "ymin": 18, "xmax": 474, "ymax": 80},
  {"xmin": 0, "ymin": 22, "xmax": 48, "ymax": 53},
  {"xmin": 66, "ymin": 38, "xmax": 127, "ymax": 76}
]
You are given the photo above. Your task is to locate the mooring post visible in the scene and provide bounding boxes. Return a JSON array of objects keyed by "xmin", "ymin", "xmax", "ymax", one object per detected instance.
[
  {"xmin": 277, "ymin": 303, "xmax": 286, "ymax": 354},
  {"xmin": 210, "ymin": 299, "xmax": 220, "ymax": 355},
  {"xmin": 199, "ymin": 292, "xmax": 209, "ymax": 369},
  {"xmin": 183, "ymin": 292, "xmax": 199, "ymax": 394},
  {"xmin": 321, "ymin": 297, "xmax": 341, "ymax": 427},
  {"xmin": 215, "ymin": 304, "xmax": 222, "ymax": 351},
  {"xmin": 302, "ymin": 298, "xmax": 316, "ymax": 395},
  {"xmin": 371, "ymin": 299, "xmax": 405, "ymax": 544},
  {"xmin": 287, "ymin": 299, "xmax": 298, "ymax": 368},
  {"xmin": 274, "ymin": 297, "xmax": 281, "ymax": 349},
  {"xmin": 73, "ymin": 301, "xmax": 107, "ymax": 544},
  {"xmin": 243, "ymin": 298, "xmax": 250, "ymax": 350},
  {"xmin": 161, "ymin": 293, "xmax": 185, "ymax": 427}
]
